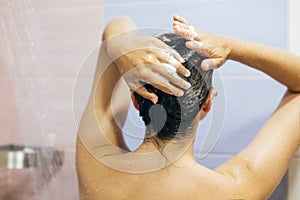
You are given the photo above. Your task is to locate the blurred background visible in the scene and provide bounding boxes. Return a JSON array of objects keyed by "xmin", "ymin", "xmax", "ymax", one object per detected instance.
[{"xmin": 0, "ymin": 0, "xmax": 299, "ymax": 199}]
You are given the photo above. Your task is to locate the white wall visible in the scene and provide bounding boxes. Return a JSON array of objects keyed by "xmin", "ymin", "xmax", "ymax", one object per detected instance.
[
  {"xmin": 288, "ymin": 0, "xmax": 300, "ymax": 55},
  {"xmin": 287, "ymin": 0, "xmax": 300, "ymax": 199}
]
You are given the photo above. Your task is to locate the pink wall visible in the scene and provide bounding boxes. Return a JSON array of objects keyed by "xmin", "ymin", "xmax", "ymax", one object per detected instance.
[
  {"xmin": 0, "ymin": 0, "xmax": 104, "ymax": 199},
  {"xmin": 0, "ymin": 60, "xmax": 16, "ymax": 146}
]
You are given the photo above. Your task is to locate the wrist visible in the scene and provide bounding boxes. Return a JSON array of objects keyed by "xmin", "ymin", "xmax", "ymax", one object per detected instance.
[{"xmin": 221, "ymin": 35, "xmax": 240, "ymax": 61}]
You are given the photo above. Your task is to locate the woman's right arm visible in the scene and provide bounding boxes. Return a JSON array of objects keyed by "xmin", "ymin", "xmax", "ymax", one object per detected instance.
[
  {"xmin": 228, "ymin": 38, "xmax": 300, "ymax": 92},
  {"xmin": 173, "ymin": 15, "xmax": 300, "ymax": 199},
  {"xmin": 173, "ymin": 15, "xmax": 300, "ymax": 92}
]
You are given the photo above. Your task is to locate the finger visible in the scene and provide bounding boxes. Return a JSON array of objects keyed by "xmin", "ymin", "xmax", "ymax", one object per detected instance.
[
  {"xmin": 201, "ymin": 58, "xmax": 224, "ymax": 71},
  {"xmin": 163, "ymin": 47, "xmax": 185, "ymax": 63},
  {"xmin": 173, "ymin": 24, "xmax": 187, "ymax": 39},
  {"xmin": 173, "ymin": 14, "xmax": 189, "ymax": 25},
  {"xmin": 129, "ymin": 66, "xmax": 186, "ymax": 97},
  {"xmin": 166, "ymin": 47, "xmax": 185, "ymax": 63},
  {"xmin": 209, "ymin": 87, "xmax": 218, "ymax": 99},
  {"xmin": 173, "ymin": 21, "xmax": 202, "ymax": 41},
  {"xmin": 151, "ymin": 41, "xmax": 185, "ymax": 63},
  {"xmin": 177, "ymin": 65, "xmax": 191, "ymax": 77},
  {"xmin": 156, "ymin": 64, "xmax": 191, "ymax": 90},
  {"xmin": 173, "ymin": 24, "xmax": 199, "ymax": 41},
  {"xmin": 143, "ymin": 73, "xmax": 185, "ymax": 96},
  {"xmin": 134, "ymin": 86, "xmax": 158, "ymax": 104},
  {"xmin": 186, "ymin": 41, "xmax": 210, "ymax": 57},
  {"xmin": 169, "ymin": 48, "xmax": 185, "ymax": 63},
  {"xmin": 173, "ymin": 20, "xmax": 191, "ymax": 29},
  {"xmin": 151, "ymin": 82, "xmax": 184, "ymax": 97},
  {"xmin": 151, "ymin": 38, "xmax": 170, "ymax": 49},
  {"xmin": 173, "ymin": 21, "xmax": 200, "ymax": 40},
  {"xmin": 157, "ymin": 53, "xmax": 190, "ymax": 77},
  {"xmin": 127, "ymin": 80, "xmax": 159, "ymax": 104},
  {"xmin": 148, "ymin": 36, "xmax": 186, "ymax": 64}
]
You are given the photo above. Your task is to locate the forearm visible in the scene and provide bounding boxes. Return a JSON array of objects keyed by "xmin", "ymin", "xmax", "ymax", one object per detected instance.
[{"xmin": 227, "ymin": 37, "xmax": 300, "ymax": 92}]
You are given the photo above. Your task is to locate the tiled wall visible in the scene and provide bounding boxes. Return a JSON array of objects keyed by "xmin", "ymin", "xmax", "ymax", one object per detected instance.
[
  {"xmin": 287, "ymin": 0, "xmax": 300, "ymax": 199},
  {"xmin": 0, "ymin": 0, "xmax": 104, "ymax": 199},
  {"xmin": 105, "ymin": 0, "xmax": 288, "ymax": 199}
]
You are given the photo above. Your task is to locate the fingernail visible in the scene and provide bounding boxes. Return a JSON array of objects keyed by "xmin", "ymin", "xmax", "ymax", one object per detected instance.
[
  {"xmin": 201, "ymin": 65, "xmax": 209, "ymax": 71},
  {"xmin": 184, "ymin": 82, "xmax": 191, "ymax": 89},
  {"xmin": 210, "ymin": 91, "xmax": 218, "ymax": 98},
  {"xmin": 201, "ymin": 60, "xmax": 210, "ymax": 71},
  {"xmin": 179, "ymin": 90, "xmax": 184, "ymax": 96},
  {"xmin": 173, "ymin": 14, "xmax": 180, "ymax": 20},
  {"xmin": 151, "ymin": 96, "xmax": 158, "ymax": 104},
  {"xmin": 185, "ymin": 69, "xmax": 191, "ymax": 77}
]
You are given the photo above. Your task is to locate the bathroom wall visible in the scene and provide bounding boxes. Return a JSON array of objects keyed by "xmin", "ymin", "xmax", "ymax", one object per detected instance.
[
  {"xmin": 287, "ymin": 0, "xmax": 300, "ymax": 199},
  {"xmin": 0, "ymin": 0, "xmax": 104, "ymax": 199},
  {"xmin": 104, "ymin": 0, "xmax": 288, "ymax": 199},
  {"xmin": 0, "ymin": 0, "xmax": 297, "ymax": 199},
  {"xmin": 0, "ymin": 54, "xmax": 14, "ymax": 146}
]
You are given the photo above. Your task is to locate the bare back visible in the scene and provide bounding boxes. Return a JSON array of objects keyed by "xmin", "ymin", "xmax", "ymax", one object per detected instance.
[{"xmin": 76, "ymin": 28, "xmax": 300, "ymax": 199}]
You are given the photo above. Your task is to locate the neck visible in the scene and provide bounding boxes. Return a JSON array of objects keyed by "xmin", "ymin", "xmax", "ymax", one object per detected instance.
[{"xmin": 134, "ymin": 122, "xmax": 198, "ymax": 158}]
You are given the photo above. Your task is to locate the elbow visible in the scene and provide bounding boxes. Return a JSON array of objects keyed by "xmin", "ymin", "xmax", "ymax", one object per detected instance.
[{"xmin": 102, "ymin": 16, "xmax": 135, "ymax": 42}]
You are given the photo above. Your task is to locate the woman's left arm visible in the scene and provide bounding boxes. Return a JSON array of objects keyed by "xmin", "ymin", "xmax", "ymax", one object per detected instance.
[{"xmin": 103, "ymin": 16, "xmax": 192, "ymax": 104}]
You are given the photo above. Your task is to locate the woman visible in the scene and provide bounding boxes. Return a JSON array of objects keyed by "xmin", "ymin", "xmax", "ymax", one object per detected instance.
[{"xmin": 76, "ymin": 15, "xmax": 300, "ymax": 199}]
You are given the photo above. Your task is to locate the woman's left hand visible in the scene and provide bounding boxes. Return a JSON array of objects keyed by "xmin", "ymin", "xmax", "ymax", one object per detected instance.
[{"xmin": 106, "ymin": 34, "xmax": 191, "ymax": 104}]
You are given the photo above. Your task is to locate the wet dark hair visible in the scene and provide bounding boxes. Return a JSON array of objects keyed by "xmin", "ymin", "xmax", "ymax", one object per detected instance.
[{"xmin": 133, "ymin": 33, "xmax": 213, "ymax": 141}]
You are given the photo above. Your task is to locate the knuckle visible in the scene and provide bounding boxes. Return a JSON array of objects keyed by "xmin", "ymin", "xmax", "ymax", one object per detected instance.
[
  {"xmin": 144, "ymin": 54, "xmax": 154, "ymax": 64},
  {"xmin": 145, "ymin": 48, "xmax": 153, "ymax": 54}
]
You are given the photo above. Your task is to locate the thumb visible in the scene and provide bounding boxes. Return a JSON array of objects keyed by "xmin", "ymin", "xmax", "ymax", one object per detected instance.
[
  {"xmin": 134, "ymin": 86, "xmax": 158, "ymax": 104},
  {"xmin": 201, "ymin": 58, "xmax": 224, "ymax": 71}
]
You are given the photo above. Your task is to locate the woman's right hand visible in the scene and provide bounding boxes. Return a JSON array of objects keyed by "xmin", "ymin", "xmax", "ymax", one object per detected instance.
[{"xmin": 173, "ymin": 15, "xmax": 232, "ymax": 70}]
